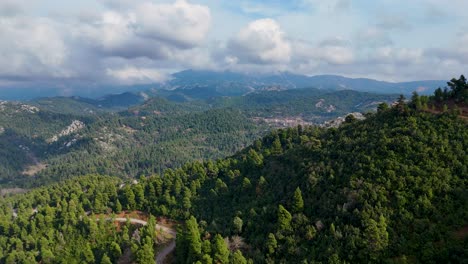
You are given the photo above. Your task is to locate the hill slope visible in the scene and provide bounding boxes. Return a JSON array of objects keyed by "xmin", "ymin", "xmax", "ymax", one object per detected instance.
[
  {"xmin": 0, "ymin": 101, "xmax": 466, "ymax": 263},
  {"xmin": 0, "ymin": 88, "xmax": 396, "ymax": 187}
]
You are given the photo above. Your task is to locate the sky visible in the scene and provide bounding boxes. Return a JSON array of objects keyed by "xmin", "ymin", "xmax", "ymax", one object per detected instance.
[{"xmin": 0, "ymin": 0, "xmax": 467, "ymax": 91}]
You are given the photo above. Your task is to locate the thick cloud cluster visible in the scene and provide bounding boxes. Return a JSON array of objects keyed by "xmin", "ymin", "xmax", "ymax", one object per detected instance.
[
  {"xmin": 0, "ymin": 0, "xmax": 467, "ymax": 89},
  {"xmin": 0, "ymin": 16, "xmax": 70, "ymax": 81},
  {"xmin": 227, "ymin": 19, "xmax": 291, "ymax": 64},
  {"xmin": 0, "ymin": 0, "xmax": 212, "ymax": 86}
]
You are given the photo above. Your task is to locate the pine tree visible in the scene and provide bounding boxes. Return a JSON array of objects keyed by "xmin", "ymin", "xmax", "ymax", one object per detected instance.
[
  {"xmin": 363, "ymin": 215, "xmax": 389, "ymax": 260},
  {"xmin": 40, "ymin": 249, "xmax": 54, "ymax": 263},
  {"xmin": 100, "ymin": 254, "xmax": 112, "ymax": 264},
  {"xmin": 83, "ymin": 243, "xmax": 95, "ymax": 263},
  {"xmin": 202, "ymin": 254, "xmax": 213, "ymax": 264},
  {"xmin": 123, "ymin": 187, "xmax": 136, "ymax": 209},
  {"xmin": 233, "ymin": 216, "xmax": 243, "ymax": 234},
  {"xmin": 136, "ymin": 236, "xmax": 154, "ymax": 264},
  {"xmin": 115, "ymin": 199, "xmax": 122, "ymax": 213},
  {"xmin": 277, "ymin": 205, "xmax": 292, "ymax": 233},
  {"xmin": 186, "ymin": 216, "xmax": 202, "ymax": 262},
  {"xmin": 247, "ymin": 149, "xmax": 263, "ymax": 167},
  {"xmin": 230, "ymin": 250, "xmax": 247, "ymax": 264},
  {"xmin": 271, "ymin": 136, "xmax": 282, "ymax": 155},
  {"xmin": 109, "ymin": 241, "xmax": 122, "ymax": 260},
  {"xmin": 266, "ymin": 233, "xmax": 277, "ymax": 255},
  {"xmin": 212, "ymin": 234, "xmax": 230, "ymax": 264},
  {"xmin": 292, "ymin": 187, "xmax": 304, "ymax": 213}
]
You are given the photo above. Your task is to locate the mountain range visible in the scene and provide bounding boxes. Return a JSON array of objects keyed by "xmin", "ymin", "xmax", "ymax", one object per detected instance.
[{"xmin": 0, "ymin": 70, "xmax": 447, "ymax": 101}]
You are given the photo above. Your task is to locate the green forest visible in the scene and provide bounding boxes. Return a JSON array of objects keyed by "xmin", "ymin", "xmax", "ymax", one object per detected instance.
[
  {"xmin": 0, "ymin": 88, "xmax": 395, "ymax": 187},
  {"xmin": 0, "ymin": 77, "xmax": 466, "ymax": 263}
]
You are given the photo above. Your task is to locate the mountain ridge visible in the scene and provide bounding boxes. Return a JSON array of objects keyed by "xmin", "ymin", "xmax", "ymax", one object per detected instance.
[{"xmin": 0, "ymin": 70, "xmax": 446, "ymax": 100}]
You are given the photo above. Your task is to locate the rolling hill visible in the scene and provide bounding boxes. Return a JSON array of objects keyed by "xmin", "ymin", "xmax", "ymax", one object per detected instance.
[{"xmin": 0, "ymin": 92, "xmax": 466, "ymax": 263}]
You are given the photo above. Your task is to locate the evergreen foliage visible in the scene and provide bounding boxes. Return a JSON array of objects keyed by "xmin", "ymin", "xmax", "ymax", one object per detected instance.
[{"xmin": 0, "ymin": 78, "xmax": 466, "ymax": 263}]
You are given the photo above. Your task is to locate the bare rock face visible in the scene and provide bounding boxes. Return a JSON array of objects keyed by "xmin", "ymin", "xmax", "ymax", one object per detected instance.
[
  {"xmin": 20, "ymin": 104, "xmax": 39, "ymax": 113},
  {"xmin": 322, "ymin": 112, "xmax": 365, "ymax": 128},
  {"xmin": 0, "ymin": 101, "xmax": 39, "ymax": 113},
  {"xmin": 315, "ymin": 99, "xmax": 325, "ymax": 108},
  {"xmin": 48, "ymin": 120, "xmax": 85, "ymax": 143},
  {"xmin": 0, "ymin": 126, "xmax": 4, "ymax": 135},
  {"xmin": 315, "ymin": 99, "xmax": 336, "ymax": 113}
]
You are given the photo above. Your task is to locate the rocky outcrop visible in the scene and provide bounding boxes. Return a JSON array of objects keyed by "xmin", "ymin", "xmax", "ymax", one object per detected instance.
[
  {"xmin": 48, "ymin": 120, "xmax": 85, "ymax": 143},
  {"xmin": 321, "ymin": 112, "xmax": 365, "ymax": 128},
  {"xmin": 315, "ymin": 99, "xmax": 336, "ymax": 113},
  {"xmin": 0, "ymin": 101, "xmax": 39, "ymax": 113}
]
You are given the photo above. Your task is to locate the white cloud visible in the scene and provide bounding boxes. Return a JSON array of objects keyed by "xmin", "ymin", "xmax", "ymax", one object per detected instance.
[
  {"xmin": 376, "ymin": 14, "xmax": 412, "ymax": 31},
  {"xmin": 135, "ymin": 0, "xmax": 211, "ymax": 48},
  {"xmin": 0, "ymin": 1, "xmax": 215, "ymax": 86},
  {"xmin": 292, "ymin": 38, "xmax": 354, "ymax": 65},
  {"xmin": 227, "ymin": 19, "xmax": 291, "ymax": 64},
  {"xmin": 0, "ymin": 0, "xmax": 467, "ymax": 89},
  {"xmin": 77, "ymin": 0, "xmax": 211, "ymax": 60},
  {"xmin": 355, "ymin": 27, "xmax": 393, "ymax": 47},
  {"xmin": 0, "ymin": 0, "xmax": 26, "ymax": 16},
  {"xmin": 106, "ymin": 66, "xmax": 169, "ymax": 84},
  {"xmin": 370, "ymin": 47, "xmax": 424, "ymax": 65},
  {"xmin": 425, "ymin": 32, "xmax": 468, "ymax": 65},
  {"xmin": 0, "ymin": 16, "xmax": 71, "ymax": 80}
]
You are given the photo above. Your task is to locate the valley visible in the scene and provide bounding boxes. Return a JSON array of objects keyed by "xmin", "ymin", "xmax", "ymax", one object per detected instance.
[
  {"xmin": 0, "ymin": 75, "xmax": 466, "ymax": 264},
  {"xmin": 0, "ymin": 86, "xmax": 397, "ymax": 187},
  {"xmin": 1, "ymin": 1, "xmax": 468, "ymax": 262}
]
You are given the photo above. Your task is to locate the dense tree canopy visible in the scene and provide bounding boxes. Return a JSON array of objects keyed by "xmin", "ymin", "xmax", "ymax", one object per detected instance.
[{"xmin": 0, "ymin": 78, "xmax": 466, "ymax": 263}]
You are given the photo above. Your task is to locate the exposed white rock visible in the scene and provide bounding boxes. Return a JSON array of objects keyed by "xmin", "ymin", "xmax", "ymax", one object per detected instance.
[
  {"xmin": 322, "ymin": 112, "xmax": 365, "ymax": 128},
  {"xmin": 18, "ymin": 145, "xmax": 30, "ymax": 151},
  {"xmin": 20, "ymin": 104, "xmax": 39, "ymax": 113},
  {"xmin": 315, "ymin": 99, "xmax": 324, "ymax": 108},
  {"xmin": 325, "ymin": 105, "xmax": 336, "ymax": 113},
  {"xmin": 0, "ymin": 126, "xmax": 4, "ymax": 135},
  {"xmin": 140, "ymin": 92, "xmax": 149, "ymax": 101},
  {"xmin": 48, "ymin": 120, "xmax": 85, "ymax": 143},
  {"xmin": 315, "ymin": 99, "xmax": 336, "ymax": 113},
  {"xmin": 64, "ymin": 138, "xmax": 78, "ymax": 147},
  {"xmin": 0, "ymin": 101, "xmax": 39, "ymax": 113}
]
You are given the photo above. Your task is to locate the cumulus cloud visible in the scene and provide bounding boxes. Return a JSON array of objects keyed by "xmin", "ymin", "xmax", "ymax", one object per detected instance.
[
  {"xmin": 98, "ymin": 0, "xmax": 140, "ymax": 10},
  {"xmin": 0, "ymin": 0, "xmax": 26, "ymax": 16},
  {"xmin": 227, "ymin": 19, "xmax": 291, "ymax": 64},
  {"xmin": 334, "ymin": 0, "xmax": 351, "ymax": 12},
  {"xmin": 0, "ymin": 16, "xmax": 71, "ymax": 80},
  {"xmin": 293, "ymin": 38, "xmax": 354, "ymax": 65},
  {"xmin": 134, "ymin": 1, "xmax": 211, "ymax": 48},
  {"xmin": 0, "ymin": 0, "xmax": 214, "ymax": 87},
  {"xmin": 426, "ymin": 32, "xmax": 468, "ymax": 64},
  {"xmin": 0, "ymin": 0, "xmax": 467, "ymax": 89},
  {"xmin": 78, "ymin": 0, "xmax": 211, "ymax": 59},
  {"xmin": 355, "ymin": 27, "xmax": 393, "ymax": 48},
  {"xmin": 370, "ymin": 47, "xmax": 424, "ymax": 65},
  {"xmin": 376, "ymin": 14, "xmax": 412, "ymax": 31},
  {"xmin": 106, "ymin": 66, "xmax": 169, "ymax": 84}
]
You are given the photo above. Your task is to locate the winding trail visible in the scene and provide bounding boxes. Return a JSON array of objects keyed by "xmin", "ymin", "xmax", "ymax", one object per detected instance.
[
  {"xmin": 112, "ymin": 217, "xmax": 176, "ymax": 263},
  {"xmin": 156, "ymin": 240, "xmax": 176, "ymax": 264}
]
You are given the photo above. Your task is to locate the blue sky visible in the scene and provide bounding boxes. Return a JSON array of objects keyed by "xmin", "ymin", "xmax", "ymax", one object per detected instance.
[{"xmin": 0, "ymin": 0, "xmax": 467, "ymax": 90}]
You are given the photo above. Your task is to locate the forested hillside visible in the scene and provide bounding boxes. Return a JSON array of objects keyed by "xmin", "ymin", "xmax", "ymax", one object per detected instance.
[
  {"xmin": 31, "ymin": 108, "xmax": 263, "ymax": 187},
  {"xmin": 139, "ymin": 87, "xmax": 395, "ymax": 123},
  {"xmin": 0, "ymin": 81, "xmax": 466, "ymax": 263},
  {"xmin": 0, "ymin": 88, "xmax": 395, "ymax": 187}
]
